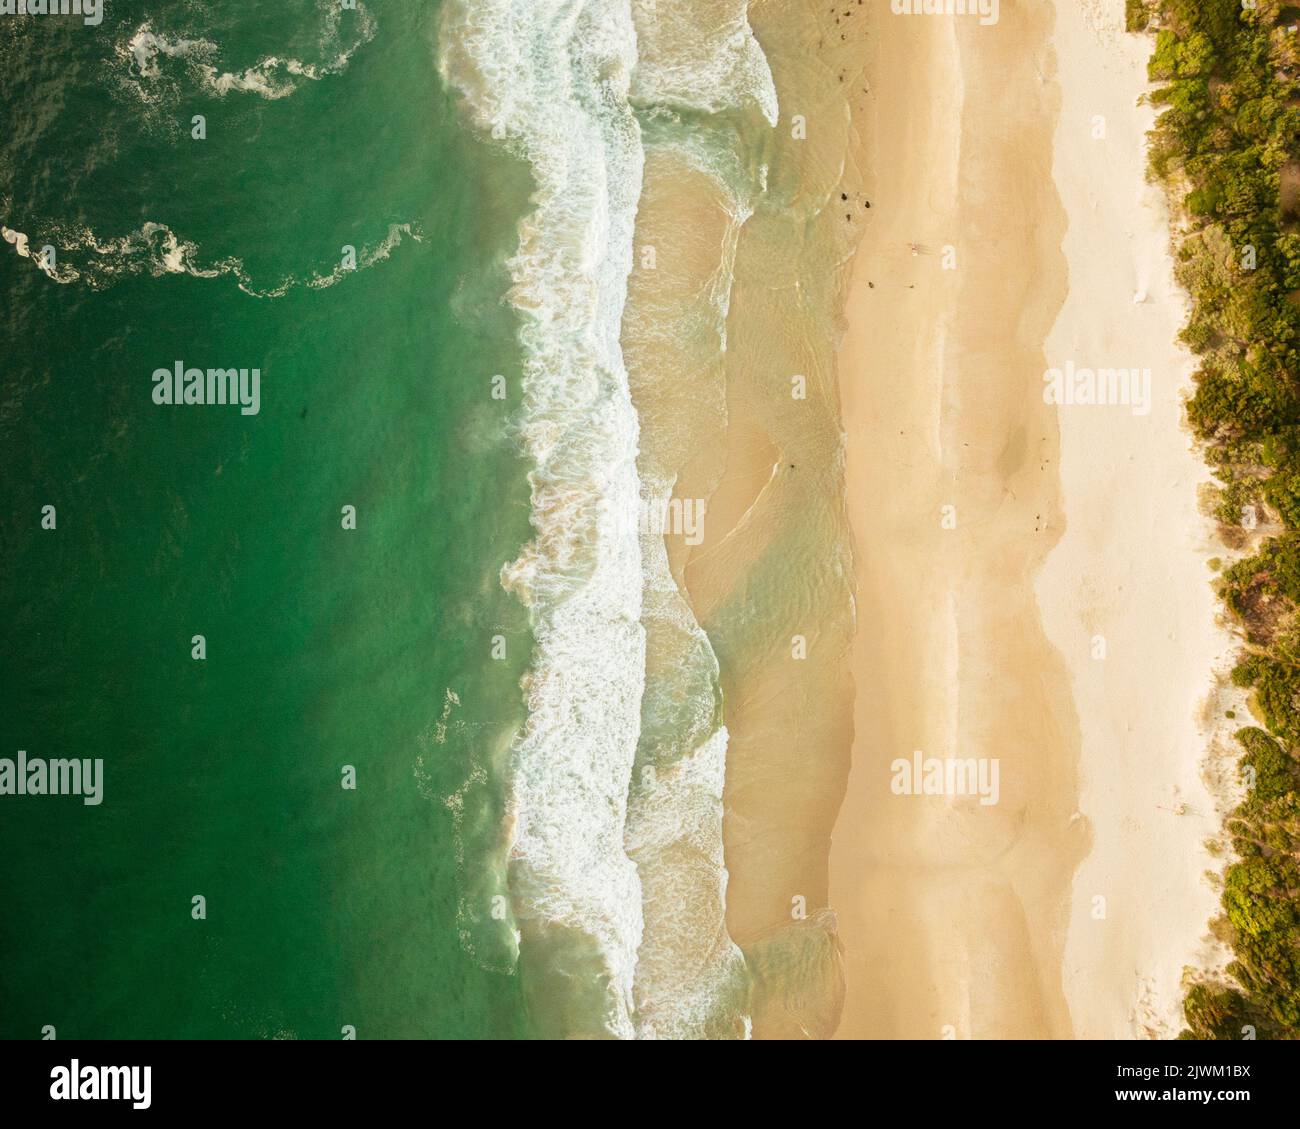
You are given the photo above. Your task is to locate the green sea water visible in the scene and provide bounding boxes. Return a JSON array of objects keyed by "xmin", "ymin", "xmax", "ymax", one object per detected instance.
[{"xmin": 0, "ymin": 0, "xmax": 537, "ymax": 1038}]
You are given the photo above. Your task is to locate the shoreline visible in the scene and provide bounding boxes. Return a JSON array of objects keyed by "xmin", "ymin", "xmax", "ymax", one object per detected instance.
[
  {"xmin": 668, "ymin": 0, "xmax": 870, "ymax": 1038},
  {"xmin": 612, "ymin": 0, "xmax": 1238, "ymax": 1039}
]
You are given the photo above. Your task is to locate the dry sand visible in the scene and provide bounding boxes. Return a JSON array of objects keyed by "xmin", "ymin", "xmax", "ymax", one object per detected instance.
[
  {"xmin": 828, "ymin": 0, "xmax": 1229, "ymax": 1039},
  {"xmin": 1040, "ymin": 0, "xmax": 1233, "ymax": 1039}
]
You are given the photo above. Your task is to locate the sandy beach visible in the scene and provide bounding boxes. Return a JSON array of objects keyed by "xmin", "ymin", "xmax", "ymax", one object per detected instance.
[
  {"xmin": 653, "ymin": 0, "xmax": 871, "ymax": 1037},
  {"xmin": 1040, "ymin": 0, "xmax": 1233, "ymax": 1039},
  {"xmin": 828, "ymin": 0, "xmax": 1229, "ymax": 1039}
]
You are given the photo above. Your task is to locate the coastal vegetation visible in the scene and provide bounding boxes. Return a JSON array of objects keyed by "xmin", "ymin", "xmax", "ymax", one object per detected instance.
[{"xmin": 1134, "ymin": 0, "xmax": 1300, "ymax": 1038}]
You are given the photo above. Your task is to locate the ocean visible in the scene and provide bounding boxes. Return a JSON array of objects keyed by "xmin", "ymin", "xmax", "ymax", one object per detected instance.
[
  {"xmin": 1, "ymin": 0, "xmax": 860, "ymax": 1040},
  {"xmin": 1, "ymin": 0, "xmax": 535, "ymax": 1039}
]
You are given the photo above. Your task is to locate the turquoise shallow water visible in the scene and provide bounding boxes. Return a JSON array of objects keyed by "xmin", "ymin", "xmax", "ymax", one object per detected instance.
[{"xmin": 0, "ymin": 0, "xmax": 536, "ymax": 1038}]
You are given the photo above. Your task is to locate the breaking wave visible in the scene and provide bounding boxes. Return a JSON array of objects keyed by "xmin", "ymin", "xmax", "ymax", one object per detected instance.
[{"xmin": 439, "ymin": 0, "xmax": 776, "ymax": 1040}]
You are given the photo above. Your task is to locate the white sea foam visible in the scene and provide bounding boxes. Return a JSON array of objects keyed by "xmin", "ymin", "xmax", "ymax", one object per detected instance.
[
  {"xmin": 440, "ymin": 0, "xmax": 649, "ymax": 1039},
  {"xmin": 125, "ymin": 28, "xmax": 211, "ymax": 81},
  {"xmin": 420, "ymin": 689, "xmax": 523, "ymax": 978},
  {"xmin": 304, "ymin": 223, "xmax": 419, "ymax": 291},
  {"xmin": 620, "ymin": 141, "xmax": 757, "ymax": 1037},
  {"xmin": 3, "ymin": 220, "xmax": 220, "ymax": 284},
  {"xmin": 3, "ymin": 226, "xmax": 35, "ymax": 264},
  {"xmin": 0, "ymin": 216, "xmax": 419, "ymax": 297},
  {"xmin": 629, "ymin": 0, "xmax": 778, "ymax": 125},
  {"xmin": 626, "ymin": 512, "xmax": 750, "ymax": 1038},
  {"xmin": 440, "ymin": 0, "xmax": 777, "ymax": 1040},
  {"xmin": 120, "ymin": 1, "xmax": 375, "ymax": 103}
]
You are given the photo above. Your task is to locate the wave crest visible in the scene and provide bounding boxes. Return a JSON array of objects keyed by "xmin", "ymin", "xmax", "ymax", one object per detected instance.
[{"xmin": 440, "ymin": 0, "xmax": 648, "ymax": 1039}]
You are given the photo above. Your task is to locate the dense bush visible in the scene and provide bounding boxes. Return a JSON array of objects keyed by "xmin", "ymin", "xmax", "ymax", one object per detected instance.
[{"xmin": 1143, "ymin": 0, "xmax": 1300, "ymax": 1039}]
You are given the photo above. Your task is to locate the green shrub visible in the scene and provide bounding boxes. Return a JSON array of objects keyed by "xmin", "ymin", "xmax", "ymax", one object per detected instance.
[{"xmin": 1141, "ymin": 0, "xmax": 1300, "ymax": 1040}]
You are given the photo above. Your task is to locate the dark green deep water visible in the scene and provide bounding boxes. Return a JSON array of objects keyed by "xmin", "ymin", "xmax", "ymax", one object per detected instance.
[{"xmin": 0, "ymin": 0, "xmax": 535, "ymax": 1038}]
